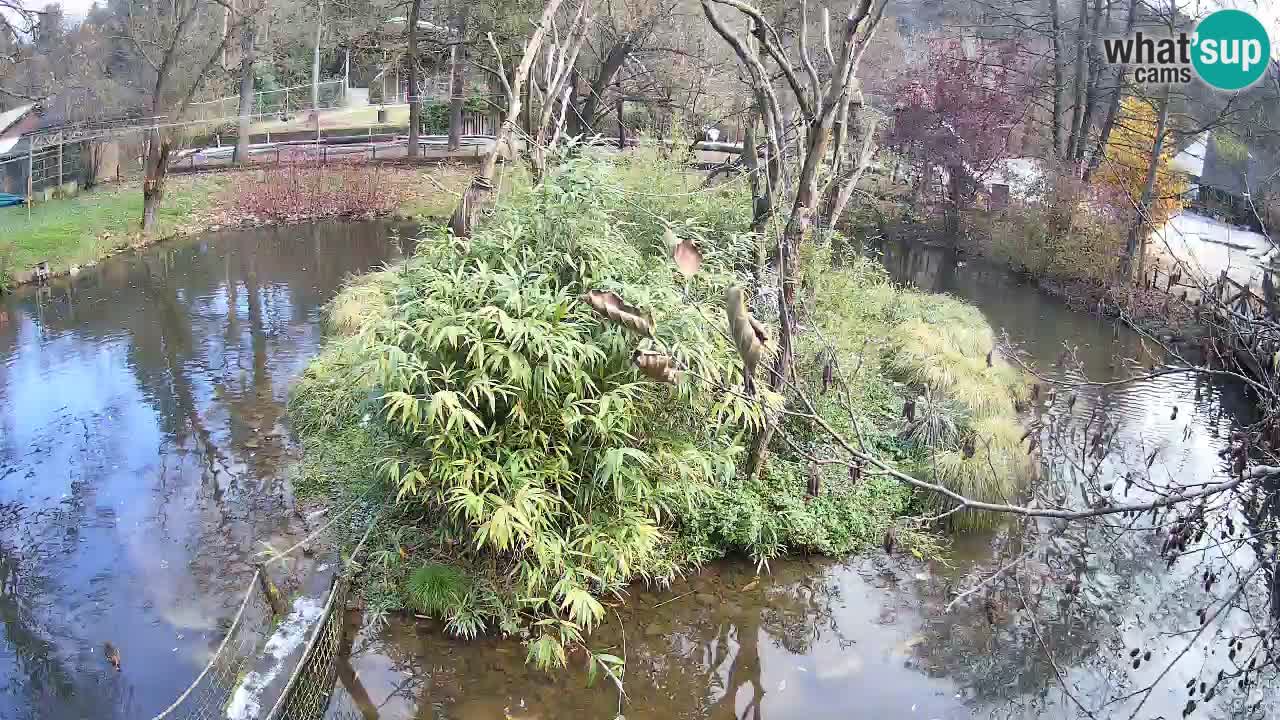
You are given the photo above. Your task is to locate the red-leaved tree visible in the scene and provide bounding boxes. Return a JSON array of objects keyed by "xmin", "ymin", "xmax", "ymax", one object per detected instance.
[{"xmin": 888, "ymin": 38, "xmax": 1030, "ymax": 230}]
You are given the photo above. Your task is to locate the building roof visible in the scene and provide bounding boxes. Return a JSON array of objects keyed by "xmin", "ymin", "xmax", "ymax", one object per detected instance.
[
  {"xmin": 385, "ymin": 16, "xmax": 449, "ymax": 33},
  {"xmin": 0, "ymin": 104, "xmax": 35, "ymax": 136},
  {"xmin": 1171, "ymin": 132, "xmax": 1206, "ymax": 177},
  {"xmin": 1197, "ymin": 132, "xmax": 1280, "ymax": 199}
]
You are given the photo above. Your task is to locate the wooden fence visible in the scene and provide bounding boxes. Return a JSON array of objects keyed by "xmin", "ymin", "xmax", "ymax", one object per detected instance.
[{"xmin": 1199, "ymin": 269, "xmax": 1279, "ymax": 378}]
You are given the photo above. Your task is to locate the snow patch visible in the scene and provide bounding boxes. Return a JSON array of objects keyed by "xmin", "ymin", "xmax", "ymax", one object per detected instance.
[{"xmin": 224, "ymin": 596, "xmax": 326, "ymax": 720}]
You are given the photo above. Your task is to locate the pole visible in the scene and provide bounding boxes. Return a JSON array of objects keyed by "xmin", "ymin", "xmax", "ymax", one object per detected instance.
[
  {"xmin": 615, "ymin": 79, "xmax": 624, "ymax": 150},
  {"xmin": 311, "ymin": 0, "xmax": 323, "ymax": 114},
  {"xmin": 57, "ymin": 141, "xmax": 63, "ymax": 192},
  {"xmin": 26, "ymin": 143, "xmax": 33, "ymax": 220}
]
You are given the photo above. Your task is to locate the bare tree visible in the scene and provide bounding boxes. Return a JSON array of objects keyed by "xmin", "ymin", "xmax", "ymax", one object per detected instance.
[
  {"xmin": 573, "ymin": 0, "xmax": 674, "ymax": 133},
  {"xmin": 234, "ymin": 6, "xmax": 261, "ymax": 166},
  {"xmin": 448, "ymin": 0, "xmax": 573, "ymax": 238},
  {"xmin": 1082, "ymin": 0, "xmax": 1138, "ymax": 182},
  {"xmin": 405, "ymin": 0, "xmax": 424, "ymax": 157},
  {"xmin": 311, "ymin": 0, "xmax": 324, "ymax": 114},
  {"xmin": 447, "ymin": 1, "xmax": 468, "ymax": 151},
  {"xmin": 700, "ymin": 0, "xmax": 887, "ymax": 474},
  {"xmin": 125, "ymin": 0, "xmax": 249, "ymax": 230},
  {"xmin": 527, "ymin": 0, "xmax": 593, "ymax": 181}
]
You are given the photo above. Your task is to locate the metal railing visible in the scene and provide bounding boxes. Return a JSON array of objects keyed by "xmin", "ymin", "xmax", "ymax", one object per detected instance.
[
  {"xmin": 264, "ymin": 577, "xmax": 351, "ymax": 720},
  {"xmin": 190, "ymin": 80, "xmax": 348, "ymax": 123}
]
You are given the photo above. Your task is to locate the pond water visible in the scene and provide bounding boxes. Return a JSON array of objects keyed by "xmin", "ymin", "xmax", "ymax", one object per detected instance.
[
  {"xmin": 1, "ymin": 223, "xmax": 1274, "ymax": 720},
  {"xmin": 327, "ymin": 240, "xmax": 1277, "ymax": 719},
  {"xmin": 0, "ymin": 220, "xmax": 411, "ymax": 719}
]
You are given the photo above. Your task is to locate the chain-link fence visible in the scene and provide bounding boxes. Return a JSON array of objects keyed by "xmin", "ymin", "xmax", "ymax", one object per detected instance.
[
  {"xmin": 190, "ymin": 80, "xmax": 348, "ymax": 124},
  {"xmin": 0, "ymin": 140, "xmax": 85, "ymax": 198},
  {"xmin": 150, "ymin": 575, "xmax": 275, "ymax": 720},
  {"xmin": 263, "ymin": 576, "xmax": 350, "ymax": 720},
  {"xmin": 143, "ymin": 516, "xmax": 373, "ymax": 720}
]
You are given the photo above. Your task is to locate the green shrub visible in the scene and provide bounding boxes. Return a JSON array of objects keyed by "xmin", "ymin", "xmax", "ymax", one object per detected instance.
[
  {"xmin": 293, "ymin": 155, "xmax": 763, "ymax": 667},
  {"xmin": 683, "ymin": 457, "xmax": 925, "ymax": 565},
  {"xmin": 418, "ymin": 97, "xmax": 492, "ymax": 134},
  {"xmin": 902, "ymin": 391, "xmax": 966, "ymax": 449},
  {"xmin": 292, "ymin": 152, "xmax": 1027, "ymax": 667},
  {"xmin": 971, "ymin": 170, "xmax": 1128, "ymax": 284},
  {"xmin": 407, "ymin": 563, "xmax": 470, "ymax": 615},
  {"xmin": 808, "ymin": 255, "xmax": 1032, "ymax": 530}
]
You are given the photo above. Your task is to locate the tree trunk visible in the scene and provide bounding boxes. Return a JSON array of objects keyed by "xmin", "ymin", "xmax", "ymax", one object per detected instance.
[
  {"xmin": 1073, "ymin": 0, "xmax": 1104, "ymax": 166},
  {"xmin": 945, "ymin": 164, "xmax": 966, "ymax": 236},
  {"xmin": 1082, "ymin": 0, "xmax": 1137, "ymax": 183},
  {"xmin": 820, "ymin": 90, "xmax": 877, "ymax": 229},
  {"xmin": 406, "ymin": 0, "xmax": 423, "ymax": 158},
  {"xmin": 746, "ymin": 123, "xmax": 833, "ymax": 476},
  {"xmin": 740, "ymin": 115, "xmax": 766, "ymax": 289},
  {"xmin": 911, "ymin": 156, "xmax": 929, "ymax": 206},
  {"xmin": 1048, "ymin": 0, "xmax": 1065, "ymax": 159},
  {"xmin": 311, "ymin": 0, "xmax": 323, "ymax": 115},
  {"xmin": 234, "ymin": 15, "xmax": 257, "ymax": 166},
  {"xmin": 566, "ymin": 68, "xmax": 583, "ymax": 136},
  {"xmin": 615, "ymin": 79, "xmax": 624, "ymax": 149},
  {"xmin": 579, "ymin": 42, "xmax": 631, "ymax": 133},
  {"xmin": 1123, "ymin": 85, "xmax": 1171, "ymax": 277},
  {"xmin": 447, "ymin": 5, "xmax": 468, "ymax": 151},
  {"xmin": 1065, "ymin": 0, "xmax": 1088, "ymax": 163},
  {"xmin": 142, "ymin": 130, "xmax": 172, "ymax": 232}
]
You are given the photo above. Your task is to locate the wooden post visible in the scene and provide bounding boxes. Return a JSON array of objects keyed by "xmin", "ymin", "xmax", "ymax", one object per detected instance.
[
  {"xmin": 26, "ymin": 144, "xmax": 33, "ymax": 220},
  {"xmin": 1264, "ymin": 269, "xmax": 1278, "ymax": 320},
  {"xmin": 57, "ymin": 141, "xmax": 63, "ymax": 192},
  {"xmin": 615, "ymin": 79, "xmax": 625, "ymax": 150}
]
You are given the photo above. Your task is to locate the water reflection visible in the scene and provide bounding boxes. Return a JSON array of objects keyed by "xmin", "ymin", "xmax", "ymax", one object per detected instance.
[
  {"xmin": 333, "ymin": 238, "xmax": 1276, "ymax": 719},
  {"xmin": 0, "ymin": 220, "xmax": 410, "ymax": 718},
  {"xmin": 333, "ymin": 559, "xmax": 965, "ymax": 720}
]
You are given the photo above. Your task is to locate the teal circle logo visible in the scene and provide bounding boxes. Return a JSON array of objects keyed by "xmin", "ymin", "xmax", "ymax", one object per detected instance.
[{"xmin": 1192, "ymin": 9, "xmax": 1271, "ymax": 90}]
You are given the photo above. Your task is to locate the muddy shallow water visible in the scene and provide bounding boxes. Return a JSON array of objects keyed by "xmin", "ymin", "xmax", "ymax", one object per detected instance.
[
  {"xmin": 0, "ymin": 220, "xmax": 411, "ymax": 719},
  {"xmin": 329, "ymin": 240, "xmax": 1277, "ymax": 720}
]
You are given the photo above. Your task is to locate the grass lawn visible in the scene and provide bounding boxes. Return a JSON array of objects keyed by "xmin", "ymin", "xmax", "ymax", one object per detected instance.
[
  {"xmin": 0, "ymin": 174, "xmax": 232, "ymax": 279},
  {"xmin": 0, "ymin": 162, "xmax": 485, "ymax": 287},
  {"xmin": 249, "ymin": 105, "xmax": 412, "ymax": 134}
]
